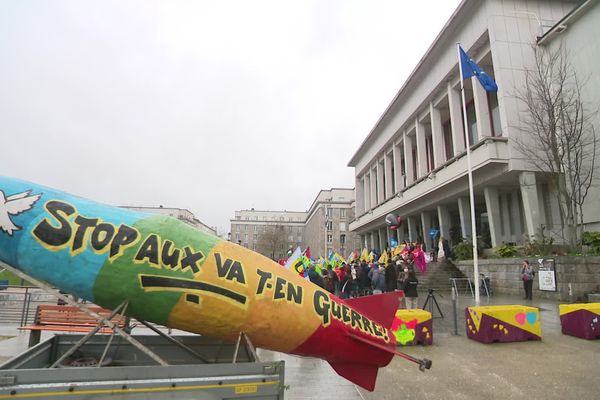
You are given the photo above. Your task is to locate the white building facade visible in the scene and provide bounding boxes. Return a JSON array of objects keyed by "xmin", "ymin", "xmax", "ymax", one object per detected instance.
[{"xmin": 348, "ymin": 0, "xmax": 598, "ymax": 252}]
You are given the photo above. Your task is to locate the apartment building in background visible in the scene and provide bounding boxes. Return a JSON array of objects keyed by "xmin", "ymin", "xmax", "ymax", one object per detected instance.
[
  {"xmin": 230, "ymin": 209, "xmax": 307, "ymax": 260},
  {"xmin": 230, "ymin": 189, "xmax": 359, "ymax": 260},
  {"xmin": 303, "ymin": 189, "xmax": 360, "ymax": 259},
  {"xmin": 348, "ymin": 0, "xmax": 599, "ymax": 252}
]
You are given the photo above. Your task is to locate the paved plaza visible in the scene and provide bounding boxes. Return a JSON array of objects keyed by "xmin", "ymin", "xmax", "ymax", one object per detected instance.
[{"xmin": 1, "ymin": 291, "xmax": 599, "ymax": 399}]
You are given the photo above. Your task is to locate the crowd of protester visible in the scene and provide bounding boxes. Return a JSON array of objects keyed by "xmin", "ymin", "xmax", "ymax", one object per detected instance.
[{"xmin": 305, "ymin": 244, "xmax": 432, "ymax": 309}]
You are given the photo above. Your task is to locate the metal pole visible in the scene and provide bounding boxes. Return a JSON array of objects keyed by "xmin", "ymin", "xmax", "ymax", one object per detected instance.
[
  {"xmin": 452, "ymin": 286, "xmax": 459, "ymax": 336},
  {"xmin": 456, "ymin": 43, "xmax": 480, "ymax": 305},
  {"xmin": 19, "ymin": 287, "xmax": 30, "ymax": 326},
  {"xmin": 138, "ymin": 319, "xmax": 210, "ymax": 363}
]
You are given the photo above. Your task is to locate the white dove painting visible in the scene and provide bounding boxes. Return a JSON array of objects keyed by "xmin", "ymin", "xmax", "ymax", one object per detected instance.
[{"xmin": 0, "ymin": 190, "xmax": 41, "ymax": 236}]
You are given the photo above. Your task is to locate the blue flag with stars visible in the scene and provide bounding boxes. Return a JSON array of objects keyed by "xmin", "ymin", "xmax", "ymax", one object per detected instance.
[{"xmin": 459, "ymin": 46, "xmax": 498, "ymax": 92}]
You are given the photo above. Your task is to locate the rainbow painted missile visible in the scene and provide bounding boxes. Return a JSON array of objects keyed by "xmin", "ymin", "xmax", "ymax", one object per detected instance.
[{"xmin": 0, "ymin": 176, "xmax": 430, "ymax": 390}]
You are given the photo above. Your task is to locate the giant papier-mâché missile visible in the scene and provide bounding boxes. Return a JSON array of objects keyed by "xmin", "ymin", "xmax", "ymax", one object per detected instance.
[{"xmin": 0, "ymin": 176, "xmax": 430, "ymax": 390}]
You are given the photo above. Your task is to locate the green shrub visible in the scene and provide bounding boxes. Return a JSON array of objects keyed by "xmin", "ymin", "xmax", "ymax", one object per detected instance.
[
  {"xmin": 583, "ymin": 231, "xmax": 600, "ymax": 254},
  {"xmin": 452, "ymin": 241, "xmax": 473, "ymax": 261},
  {"xmin": 496, "ymin": 244, "xmax": 518, "ymax": 258}
]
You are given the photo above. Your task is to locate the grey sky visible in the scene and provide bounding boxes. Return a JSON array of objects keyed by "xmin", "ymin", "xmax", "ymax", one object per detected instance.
[{"xmin": 0, "ymin": 0, "xmax": 461, "ymax": 235}]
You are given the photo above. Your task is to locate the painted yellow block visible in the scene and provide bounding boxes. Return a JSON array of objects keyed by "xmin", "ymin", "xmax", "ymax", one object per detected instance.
[
  {"xmin": 468, "ymin": 305, "xmax": 541, "ymax": 337},
  {"xmin": 559, "ymin": 303, "xmax": 600, "ymax": 316},
  {"xmin": 395, "ymin": 309, "xmax": 432, "ymax": 323}
]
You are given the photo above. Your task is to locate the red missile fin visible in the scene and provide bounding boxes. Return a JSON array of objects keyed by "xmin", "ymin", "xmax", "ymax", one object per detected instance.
[
  {"xmin": 328, "ymin": 360, "xmax": 379, "ymax": 391},
  {"xmin": 344, "ymin": 291, "xmax": 403, "ymax": 328}
]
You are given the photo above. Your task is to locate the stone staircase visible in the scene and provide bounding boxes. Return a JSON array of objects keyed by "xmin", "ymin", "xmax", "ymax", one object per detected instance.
[{"xmin": 415, "ymin": 261, "xmax": 468, "ymax": 292}]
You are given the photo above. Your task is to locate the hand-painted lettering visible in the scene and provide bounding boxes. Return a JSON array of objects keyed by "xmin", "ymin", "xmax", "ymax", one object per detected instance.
[
  {"xmin": 255, "ymin": 269, "xmax": 272, "ymax": 295},
  {"xmin": 312, "ymin": 291, "xmax": 390, "ymax": 343},
  {"xmin": 215, "ymin": 253, "xmax": 246, "ymax": 284},
  {"xmin": 109, "ymin": 224, "xmax": 140, "ymax": 260},
  {"xmin": 161, "ymin": 240, "xmax": 180, "ymax": 268},
  {"xmin": 90, "ymin": 223, "xmax": 115, "ymax": 251},
  {"xmin": 180, "ymin": 246, "xmax": 203, "ymax": 274},
  {"xmin": 135, "ymin": 234, "xmax": 160, "ymax": 265},
  {"xmin": 72, "ymin": 215, "xmax": 99, "ymax": 255},
  {"xmin": 31, "ymin": 200, "xmax": 205, "ymax": 275},
  {"xmin": 32, "ymin": 200, "xmax": 76, "ymax": 247}
]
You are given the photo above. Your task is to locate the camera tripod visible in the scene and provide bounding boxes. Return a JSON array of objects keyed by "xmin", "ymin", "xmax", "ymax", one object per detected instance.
[{"xmin": 422, "ymin": 288, "xmax": 444, "ymax": 318}]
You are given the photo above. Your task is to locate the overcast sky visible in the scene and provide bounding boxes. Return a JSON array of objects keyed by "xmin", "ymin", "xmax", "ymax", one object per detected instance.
[{"xmin": 0, "ymin": 0, "xmax": 461, "ymax": 236}]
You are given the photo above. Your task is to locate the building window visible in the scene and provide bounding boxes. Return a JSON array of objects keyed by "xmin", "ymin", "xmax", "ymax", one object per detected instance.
[
  {"xmin": 254, "ymin": 226, "xmax": 257, "ymax": 232},
  {"xmin": 425, "ymin": 135, "xmax": 434, "ymax": 172},
  {"xmin": 340, "ymin": 234, "xmax": 346, "ymax": 245},
  {"xmin": 235, "ymin": 233, "xmax": 240, "ymax": 242},
  {"xmin": 254, "ymin": 216, "xmax": 258, "ymax": 220},
  {"xmin": 488, "ymin": 91, "xmax": 501, "ymax": 137},
  {"xmin": 340, "ymin": 209, "xmax": 346, "ymax": 218},
  {"xmin": 412, "ymin": 147, "xmax": 418, "ymax": 180},
  {"xmin": 465, "ymin": 100, "xmax": 477, "ymax": 145},
  {"xmin": 253, "ymin": 233, "xmax": 257, "ymax": 241},
  {"xmin": 245, "ymin": 216, "xmax": 249, "ymax": 220},
  {"xmin": 288, "ymin": 235, "xmax": 294, "ymax": 241},
  {"xmin": 327, "ymin": 234, "xmax": 333, "ymax": 244},
  {"xmin": 326, "ymin": 221, "xmax": 333, "ymax": 231},
  {"xmin": 289, "ymin": 226, "xmax": 293, "ymax": 232},
  {"xmin": 298, "ymin": 236, "xmax": 302, "ymax": 243},
  {"xmin": 244, "ymin": 225, "xmax": 247, "ymax": 231},
  {"xmin": 253, "ymin": 244, "xmax": 257, "ymax": 251},
  {"xmin": 244, "ymin": 234, "xmax": 248, "ymax": 242},
  {"xmin": 326, "ymin": 208, "xmax": 333, "ymax": 218},
  {"xmin": 443, "ymin": 119, "xmax": 453, "ymax": 160},
  {"xmin": 236, "ymin": 216, "xmax": 241, "ymax": 220}
]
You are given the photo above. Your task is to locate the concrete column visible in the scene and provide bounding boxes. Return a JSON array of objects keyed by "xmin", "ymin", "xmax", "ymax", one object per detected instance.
[
  {"xmin": 415, "ymin": 119, "xmax": 427, "ymax": 178},
  {"xmin": 457, "ymin": 196, "xmax": 472, "ymax": 239},
  {"xmin": 430, "ymin": 102, "xmax": 445, "ymax": 167},
  {"xmin": 421, "ymin": 211, "xmax": 434, "ymax": 250},
  {"xmin": 484, "ymin": 187, "xmax": 502, "ymax": 247},
  {"xmin": 369, "ymin": 231, "xmax": 375, "ymax": 250},
  {"xmin": 355, "ymin": 176, "xmax": 364, "ymax": 215},
  {"xmin": 437, "ymin": 205, "xmax": 452, "ymax": 240},
  {"xmin": 520, "ymin": 172, "xmax": 541, "ymax": 241},
  {"xmin": 403, "ymin": 132, "xmax": 414, "ymax": 186},
  {"xmin": 393, "ymin": 142, "xmax": 404, "ymax": 191},
  {"xmin": 377, "ymin": 160, "xmax": 385, "ymax": 204},
  {"xmin": 385, "ymin": 153, "xmax": 393, "ymax": 199},
  {"xmin": 448, "ymin": 82, "xmax": 465, "ymax": 154},
  {"xmin": 510, "ymin": 191, "xmax": 523, "ymax": 243},
  {"xmin": 472, "ymin": 76, "xmax": 492, "ymax": 140},
  {"xmin": 500, "ymin": 193, "xmax": 511, "ymax": 243},
  {"xmin": 369, "ymin": 168, "xmax": 377, "ymax": 209}
]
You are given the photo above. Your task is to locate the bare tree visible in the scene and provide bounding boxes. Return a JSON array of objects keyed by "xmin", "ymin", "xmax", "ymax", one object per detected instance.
[
  {"xmin": 256, "ymin": 224, "xmax": 286, "ymax": 260},
  {"xmin": 516, "ymin": 44, "xmax": 597, "ymax": 247}
]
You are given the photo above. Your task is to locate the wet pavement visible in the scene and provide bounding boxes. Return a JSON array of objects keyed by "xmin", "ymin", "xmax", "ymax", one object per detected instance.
[{"xmin": 1, "ymin": 291, "xmax": 599, "ymax": 399}]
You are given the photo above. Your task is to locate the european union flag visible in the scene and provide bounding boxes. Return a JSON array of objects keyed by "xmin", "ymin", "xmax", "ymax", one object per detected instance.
[{"xmin": 459, "ymin": 46, "xmax": 498, "ymax": 92}]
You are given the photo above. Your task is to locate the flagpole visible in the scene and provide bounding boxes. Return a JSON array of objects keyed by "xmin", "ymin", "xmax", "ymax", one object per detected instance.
[{"xmin": 456, "ymin": 43, "xmax": 480, "ymax": 305}]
